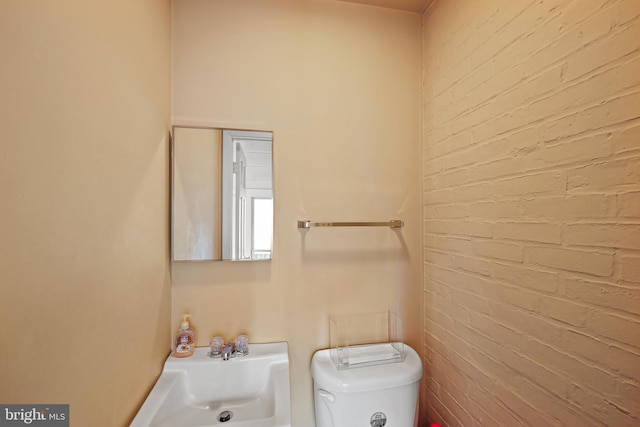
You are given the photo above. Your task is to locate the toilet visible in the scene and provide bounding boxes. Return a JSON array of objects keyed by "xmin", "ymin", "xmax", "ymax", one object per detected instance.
[{"xmin": 312, "ymin": 343, "xmax": 423, "ymax": 427}]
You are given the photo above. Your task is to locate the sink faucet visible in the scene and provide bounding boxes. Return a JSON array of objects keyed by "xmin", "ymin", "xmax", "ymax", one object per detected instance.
[
  {"xmin": 211, "ymin": 336, "xmax": 249, "ymax": 360},
  {"xmin": 221, "ymin": 343, "xmax": 235, "ymax": 361}
]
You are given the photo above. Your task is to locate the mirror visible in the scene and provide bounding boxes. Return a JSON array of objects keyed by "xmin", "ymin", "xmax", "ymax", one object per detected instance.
[{"xmin": 171, "ymin": 126, "xmax": 273, "ymax": 261}]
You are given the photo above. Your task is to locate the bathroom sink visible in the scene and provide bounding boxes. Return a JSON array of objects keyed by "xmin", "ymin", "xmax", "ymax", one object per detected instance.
[{"xmin": 130, "ymin": 342, "xmax": 291, "ymax": 427}]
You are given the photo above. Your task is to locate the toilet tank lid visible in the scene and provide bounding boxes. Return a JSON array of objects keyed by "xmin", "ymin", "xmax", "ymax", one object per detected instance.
[{"xmin": 311, "ymin": 344, "xmax": 423, "ymax": 393}]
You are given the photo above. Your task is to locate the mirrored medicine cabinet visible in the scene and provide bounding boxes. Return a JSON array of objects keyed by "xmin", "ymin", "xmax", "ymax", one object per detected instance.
[{"xmin": 171, "ymin": 126, "xmax": 273, "ymax": 262}]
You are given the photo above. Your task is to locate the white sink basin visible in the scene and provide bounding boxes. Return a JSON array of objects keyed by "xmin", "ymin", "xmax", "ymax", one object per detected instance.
[{"xmin": 131, "ymin": 342, "xmax": 291, "ymax": 427}]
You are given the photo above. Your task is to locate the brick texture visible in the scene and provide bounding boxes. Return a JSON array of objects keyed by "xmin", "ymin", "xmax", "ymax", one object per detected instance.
[{"xmin": 421, "ymin": 1, "xmax": 640, "ymax": 425}]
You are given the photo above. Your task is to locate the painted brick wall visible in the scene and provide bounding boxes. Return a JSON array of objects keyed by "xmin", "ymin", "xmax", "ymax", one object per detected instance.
[{"xmin": 421, "ymin": 1, "xmax": 640, "ymax": 425}]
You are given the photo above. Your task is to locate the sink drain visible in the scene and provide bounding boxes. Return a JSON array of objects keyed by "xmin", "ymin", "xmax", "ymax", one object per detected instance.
[{"xmin": 218, "ymin": 410, "xmax": 233, "ymax": 423}]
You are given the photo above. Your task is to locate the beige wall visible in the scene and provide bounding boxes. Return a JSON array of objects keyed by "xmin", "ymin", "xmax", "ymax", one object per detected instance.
[
  {"xmin": 171, "ymin": 0, "xmax": 422, "ymax": 424},
  {"xmin": 422, "ymin": 0, "xmax": 640, "ymax": 426},
  {"xmin": 0, "ymin": 1, "xmax": 172, "ymax": 426}
]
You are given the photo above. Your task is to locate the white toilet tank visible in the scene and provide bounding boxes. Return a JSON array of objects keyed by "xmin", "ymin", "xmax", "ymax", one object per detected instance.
[{"xmin": 312, "ymin": 344, "xmax": 423, "ymax": 427}]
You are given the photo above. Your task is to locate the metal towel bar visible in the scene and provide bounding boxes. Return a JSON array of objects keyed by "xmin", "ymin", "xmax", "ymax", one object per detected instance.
[{"xmin": 297, "ymin": 220, "xmax": 404, "ymax": 229}]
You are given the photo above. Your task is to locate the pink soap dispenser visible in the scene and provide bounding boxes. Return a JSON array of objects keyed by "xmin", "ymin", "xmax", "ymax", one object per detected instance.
[{"xmin": 172, "ymin": 314, "xmax": 196, "ymax": 358}]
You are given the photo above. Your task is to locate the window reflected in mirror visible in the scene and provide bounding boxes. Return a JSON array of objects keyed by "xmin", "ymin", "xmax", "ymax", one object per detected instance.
[{"xmin": 252, "ymin": 198, "xmax": 273, "ymax": 260}]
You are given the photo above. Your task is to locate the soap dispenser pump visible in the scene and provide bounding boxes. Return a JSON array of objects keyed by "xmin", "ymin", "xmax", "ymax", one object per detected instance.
[{"xmin": 172, "ymin": 314, "xmax": 196, "ymax": 358}]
